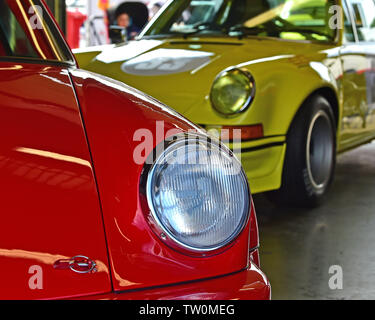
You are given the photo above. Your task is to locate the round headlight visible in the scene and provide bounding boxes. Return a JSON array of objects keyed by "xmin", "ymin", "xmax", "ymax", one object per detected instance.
[
  {"xmin": 210, "ymin": 68, "xmax": 255, "ymax": 115},
  {"xmin": 145, "ymin": 134, "xmax": 250, "ymax": 252}
]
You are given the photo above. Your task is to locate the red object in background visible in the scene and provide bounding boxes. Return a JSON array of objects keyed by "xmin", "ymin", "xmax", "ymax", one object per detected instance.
[
  {"xmin": 67, "ymin": 10, "xmax": 87, "ymax": 49},
  {"xmin": 0, "ymin": 0, "xmax": 270, "ymax": 300}
]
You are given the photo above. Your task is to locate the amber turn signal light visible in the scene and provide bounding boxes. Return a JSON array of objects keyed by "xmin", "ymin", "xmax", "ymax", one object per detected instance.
[{"xmin": 221, "ymin": 124, "xmax": 264, "ymax": 142}]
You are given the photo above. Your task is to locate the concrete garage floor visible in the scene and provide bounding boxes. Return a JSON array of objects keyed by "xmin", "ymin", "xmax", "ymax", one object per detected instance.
[{"xmin": 254, "ymin": 141, "xmax": 375, "ymax": 300}]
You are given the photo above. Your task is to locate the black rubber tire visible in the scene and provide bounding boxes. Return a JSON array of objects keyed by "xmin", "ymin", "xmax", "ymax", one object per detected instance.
[{"xmin": 267, "ymin": 95, "xmax": 337, "ymax": 208}]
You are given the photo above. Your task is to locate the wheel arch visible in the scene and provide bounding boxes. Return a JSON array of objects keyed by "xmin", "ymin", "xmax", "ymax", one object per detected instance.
[{"xmin": 287, "ymin": 86, "xmax": 340, "ymax": 136}]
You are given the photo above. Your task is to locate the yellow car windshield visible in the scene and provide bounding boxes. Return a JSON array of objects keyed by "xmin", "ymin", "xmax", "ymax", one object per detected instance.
[{"xmin": 142, "ymin": 0, "xmax": 337, "ymax": 41}]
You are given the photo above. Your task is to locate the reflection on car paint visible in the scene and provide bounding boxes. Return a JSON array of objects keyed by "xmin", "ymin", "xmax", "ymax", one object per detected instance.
[{"xmin": 121, "ymin": 48, "xmax": 214, "ymax": 75}]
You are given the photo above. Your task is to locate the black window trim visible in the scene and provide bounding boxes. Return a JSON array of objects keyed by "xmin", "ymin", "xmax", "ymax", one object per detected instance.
[
  {"xmin": 0, "ymin": 21, "xmax": 12, "ymax": 56},
  {"xmin": 0, "ymin": 0, "xmax": 76, "ymax": 68},
  {"xmin": 38, "ymin": 0, "xmax": 76, "ymax": 65}
]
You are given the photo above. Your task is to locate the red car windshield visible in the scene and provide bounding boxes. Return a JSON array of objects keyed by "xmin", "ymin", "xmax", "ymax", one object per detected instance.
[{"xmin": 0, "ymin": 0, "xmax": 74, "ymax": 64}]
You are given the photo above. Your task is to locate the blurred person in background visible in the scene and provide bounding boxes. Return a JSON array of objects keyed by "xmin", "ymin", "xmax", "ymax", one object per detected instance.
[
  {"xmin": 117, "ymin": 11, "xmax": 131, "ymax": 27},
  {"xmin": 115, "ymin": 5, "xmax": 141, "ymax": 40}
]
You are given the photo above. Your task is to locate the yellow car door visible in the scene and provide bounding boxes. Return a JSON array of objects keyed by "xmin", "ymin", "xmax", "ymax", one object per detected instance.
[
  {"xmin": 348, "ymin": 0, "xmax": 375, "ymax": 138},
  {"xmin": 339, "ymin": 1, "xmax": 370, "ymax": 150}
]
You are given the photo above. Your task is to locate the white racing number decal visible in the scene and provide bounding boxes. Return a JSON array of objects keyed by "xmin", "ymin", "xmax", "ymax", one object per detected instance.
[{"xmin": 121, "ymin": 49, "xmax": 214, "ymax": 76}]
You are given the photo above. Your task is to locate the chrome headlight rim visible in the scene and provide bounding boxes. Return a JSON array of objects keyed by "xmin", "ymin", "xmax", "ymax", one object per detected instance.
[
  {"xmin": 210, "ymin": 67, "xmax": 256, "ymax": 116},
  {"xmin": 141, "ymin": 133, "xmax": 251, "ymax": 254}
]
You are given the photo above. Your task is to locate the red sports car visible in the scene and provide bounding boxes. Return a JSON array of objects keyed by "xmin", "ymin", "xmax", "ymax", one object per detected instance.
[{"xmin": 0, "ymin": 0, "xmax": 270, "ymax": 300}]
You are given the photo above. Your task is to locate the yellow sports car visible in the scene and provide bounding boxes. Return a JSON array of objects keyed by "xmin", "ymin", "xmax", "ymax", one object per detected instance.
[{"xmin": 75, "ymin": 0, "xmax": 375, "ymax": 207}]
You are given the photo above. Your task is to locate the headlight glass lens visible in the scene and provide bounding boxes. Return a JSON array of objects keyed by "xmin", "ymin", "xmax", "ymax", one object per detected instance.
[
  {"xmin": 146, "ymin": 136, "xmax": 250, "ymax": 252},
  {"xmin": 210, "ymin": 68, "xmax": 255, "ymax": 115}
]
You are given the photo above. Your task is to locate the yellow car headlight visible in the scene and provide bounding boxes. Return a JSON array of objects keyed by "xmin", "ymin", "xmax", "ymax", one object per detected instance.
[{"xmin": 210, "ymin": 68, "xmax": 256, "ymax": 116}]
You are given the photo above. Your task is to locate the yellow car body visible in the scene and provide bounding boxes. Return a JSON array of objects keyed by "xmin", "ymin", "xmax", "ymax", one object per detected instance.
[{"xmin": 75, "ymin": 0, "xmax": 375, "ymax": 200}]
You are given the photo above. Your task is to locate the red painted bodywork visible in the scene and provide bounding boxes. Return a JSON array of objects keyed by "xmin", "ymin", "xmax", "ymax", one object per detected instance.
[
  {"xmin": 0, "ymin": 63, "xmax": 111, "ymax": 299},
  {"xmin": 0, "ymin": 0, "xmax": 270, "ymax": 300},
  {"xmin": 82, "ymin": 264, "xmax": 271, "ymax": 300}
]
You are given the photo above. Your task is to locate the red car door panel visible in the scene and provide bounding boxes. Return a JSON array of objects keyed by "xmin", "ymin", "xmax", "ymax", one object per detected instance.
[{"xmin": 0, "ymin": 62, "xmax": 111, "ymax": 299}]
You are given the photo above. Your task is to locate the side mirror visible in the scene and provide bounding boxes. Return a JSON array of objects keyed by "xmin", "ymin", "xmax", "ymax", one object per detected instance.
[{"xmin": 109, "ymin": 26, "xmax": 127, "ymax": 44}]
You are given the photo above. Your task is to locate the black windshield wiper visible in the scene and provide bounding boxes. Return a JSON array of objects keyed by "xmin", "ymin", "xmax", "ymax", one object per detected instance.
[
  {"xmin": 172, "ymin": 22, "xmax": 220, "ymax": 38},
  {"xmin": 180, "ymin": 28, "xmax": 210, "ymax": 38},
  {"xmin": 227, "ymin": 25, "xmax": 276, "ymax": 39}
]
